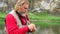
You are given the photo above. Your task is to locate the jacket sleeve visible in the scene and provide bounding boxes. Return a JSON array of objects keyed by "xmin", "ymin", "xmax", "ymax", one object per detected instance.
[{"xmin": 6, "ymin": 14, "xmax": 29, "ymax": 34}]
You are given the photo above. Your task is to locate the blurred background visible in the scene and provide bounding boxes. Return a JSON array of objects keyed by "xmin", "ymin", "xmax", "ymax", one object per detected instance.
[{"xmin": 0, "ymin": 0, "xmax": 60, "ymax": 34}]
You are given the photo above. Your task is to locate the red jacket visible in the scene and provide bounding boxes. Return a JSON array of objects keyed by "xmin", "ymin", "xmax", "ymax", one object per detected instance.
[{"xmin": 5, "ymin": 12, "xmax": 30, "ymax": 34}]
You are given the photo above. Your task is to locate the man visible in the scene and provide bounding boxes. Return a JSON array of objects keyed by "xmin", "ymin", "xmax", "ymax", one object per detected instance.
[{"xmin": 5, "ymin": 0, "xmax": 36, "ymax": 34}]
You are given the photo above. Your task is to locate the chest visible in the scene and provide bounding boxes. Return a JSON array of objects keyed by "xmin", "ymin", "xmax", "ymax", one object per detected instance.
[{"xmin": 19, "ymin": 17, "xmax": 27, "ymax": 25}]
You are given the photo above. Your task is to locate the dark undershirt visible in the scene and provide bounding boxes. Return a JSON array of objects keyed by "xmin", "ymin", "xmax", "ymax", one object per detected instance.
[{"xmin": 16, "ymin": 11, "xmax": 27, "ymax": 25}]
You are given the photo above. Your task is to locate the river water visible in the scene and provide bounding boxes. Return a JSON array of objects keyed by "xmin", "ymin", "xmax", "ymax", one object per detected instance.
[
  {"xmin": 0, "ymin": 21, "xmax": 60, "ymax": 34},
  {"xmin": 0, "ymin": 25, "xmax": 60, "ymax": 34},
  {"xmin": 32, "ymin": 26, "xmax": 60, "ymax": 34}
]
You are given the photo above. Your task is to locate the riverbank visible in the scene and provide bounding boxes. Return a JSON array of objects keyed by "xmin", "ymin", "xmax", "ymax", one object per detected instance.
[
  {"xmin": 0, "ymin": 11, "xmax": 60, "ymax": 34},
  {"xmin": 0, "ymin": 11, "xmax": 60, "ymax": 28}
]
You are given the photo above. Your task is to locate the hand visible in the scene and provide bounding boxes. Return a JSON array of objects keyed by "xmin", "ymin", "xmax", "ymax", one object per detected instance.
[{"xmin": 28, "ymin": 23, "xmax": 36, "ymax": 32}]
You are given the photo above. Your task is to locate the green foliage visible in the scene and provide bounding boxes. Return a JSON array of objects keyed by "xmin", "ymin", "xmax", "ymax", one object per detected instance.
[
  {"xmin": 0, "ymin": 11, "xmax": 60, "ymax": 28},
  {"xmin": 0, "ymin": 12, "xmax": 6, "ymax": 29},
  {"xmin": 0, "ymin": 12, "xmax": 6, "ymax": 18},
  {"xmin": 28, "ymin": 11, "xmax": 60, "ymax": 28},
  {"xmin": 28, "ymin": 11, "xmax": 60, "ymax": 20}
]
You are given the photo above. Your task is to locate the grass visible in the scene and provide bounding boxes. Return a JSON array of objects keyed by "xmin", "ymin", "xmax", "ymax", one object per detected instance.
[
  {"xmin": 0, "ymin": 11, "xmax": 6, "ymax": 29},
  {"xmin": 0, "ymin": 12, "xmax": 6, "ymax": 18},
  {"xmin": 0, "ymin": 11, "xmax": 60, "ymax": 28},
  {"xmin": 28, "ymin": 11, "xmax": 60, "ymax": 28},
  {"xmin": 28, "ymin": 11, "xmax": 60, "ymax": 20}
]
